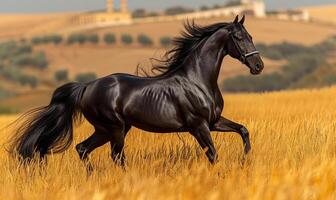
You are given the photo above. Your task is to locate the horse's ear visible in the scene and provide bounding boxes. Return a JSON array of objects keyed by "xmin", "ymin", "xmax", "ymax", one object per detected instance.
[
  {"xmin": 239, "ymin": 15, "xmax": 245, "ymax": 25},
  {"xmin": 233, "ymin": 15, "xmax": 239, "ymax": 23}
]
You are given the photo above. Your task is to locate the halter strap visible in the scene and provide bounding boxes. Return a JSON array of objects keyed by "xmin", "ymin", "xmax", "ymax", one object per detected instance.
[{"xmin": 244, "ymin": 51, "xmax": 259, "ymax": 58}]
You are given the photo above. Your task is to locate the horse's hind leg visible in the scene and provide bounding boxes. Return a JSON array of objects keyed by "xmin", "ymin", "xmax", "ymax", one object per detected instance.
[
  {"xmin": 109, "ymin": 125, "xmax": 131, "ymax": 166},
  {"xmin": 76, "ymin": 131, "xmax": 110, "ymax": 173}
]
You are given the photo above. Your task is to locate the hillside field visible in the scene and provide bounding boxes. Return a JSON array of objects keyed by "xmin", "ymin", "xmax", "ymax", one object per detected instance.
[
  {"xmin": 0, "ymin": 87, "xmax": 335, "ymax": 199},
  {"xmin": 1, "ymin": 12, "xmax": 336, "ymax": 110},
  {"xmin": 306, "ymin": 5, "xmax": 336, "ymax": 24},
  {"xmin": 0, "ymin": 14, "xmax": 335, "ymax": 83}
]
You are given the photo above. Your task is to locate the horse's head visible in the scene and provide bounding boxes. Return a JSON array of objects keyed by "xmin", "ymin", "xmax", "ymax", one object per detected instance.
[{"xmin": 226, "ymin": 15, "xmax": 264, "ymax": 75}]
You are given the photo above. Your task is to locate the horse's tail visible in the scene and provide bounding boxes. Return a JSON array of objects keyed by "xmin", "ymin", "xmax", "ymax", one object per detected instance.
[{"xmin": 11, "ymin": 82, "xmax": 86, "ymax": 161}]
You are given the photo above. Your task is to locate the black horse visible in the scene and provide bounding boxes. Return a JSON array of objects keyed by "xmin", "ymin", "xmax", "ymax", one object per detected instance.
[{"xmin": 11, "ymin": 16, "xmax": 264, "ymax": 168}]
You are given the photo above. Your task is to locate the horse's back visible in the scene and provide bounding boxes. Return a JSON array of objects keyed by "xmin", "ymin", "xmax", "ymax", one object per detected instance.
[{"xmin": 81, "ymin": 73, "xmax": 185, "ymax": 132}]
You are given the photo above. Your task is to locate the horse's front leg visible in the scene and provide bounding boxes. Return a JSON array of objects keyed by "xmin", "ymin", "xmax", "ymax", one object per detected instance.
[
  {"xmin": 190, "ymin": 121, "xmax": 218, "ymax": 164},
  {"xmin": 211, "ymin": 116, "xmax": 251, "ymax": 154}
]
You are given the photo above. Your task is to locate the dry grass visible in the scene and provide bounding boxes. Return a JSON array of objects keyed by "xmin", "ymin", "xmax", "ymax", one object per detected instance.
[
  {"xmin": 0, "ymin": 13, "xmax": 75, "ymax": 40},
  {"xmin": 305, "ymin": 5, "xmax": 336, "ymax": 24},
  {"xmin": 0, "ymin": 87, "xmax": 336, "ymax": 199}
]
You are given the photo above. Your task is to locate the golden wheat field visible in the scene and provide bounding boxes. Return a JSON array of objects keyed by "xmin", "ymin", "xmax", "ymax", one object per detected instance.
[{"xmin": 0, "ymin": 87, "xmax": 336, "ymax": 200}]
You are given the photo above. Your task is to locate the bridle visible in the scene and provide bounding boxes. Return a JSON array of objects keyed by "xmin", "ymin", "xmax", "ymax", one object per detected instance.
[{"xmin": 229, "ymin": 32, "xmax": 259, "ymax": 64}]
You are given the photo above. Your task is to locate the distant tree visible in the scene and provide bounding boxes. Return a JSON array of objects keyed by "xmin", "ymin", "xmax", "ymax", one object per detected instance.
[
  {"xmin": 31, "ymin": 35, "xmax": 62, "ymax": 45},
  {"xmin": 138, "ymin": 34, "xmax": 153, "ymax": 46},
  {"xmin": 75, "ymin": 72, "xmax": 97, "ymax": 83},
  {"xmin": 31, "ymin": 37, "xmax": 43, "ymax": 45},
  {"xmin": 11, "ymin": 51, "xmax": 48, "ymax": 70},
  {"xmin": 225, "ymin": 1, "xmax": 241, "ymax": 7},
  {"xmin": 165, "ymin": 6, "xmax": 194, "ymax": 16},
  {"xmin": 104, "ymin": 33, "xmax": 116, "ymax": 44},
  {"xmin": 67, "ymin": 33, "xmax": 87, "ymax": 45},
  {"xmin": 50, "ymin": 35, "xmax": 63, "ymax": 45},
  {"xmin": 11, "ymin": 54, "xmax": 33, "ymax": 66},
  {"xmin": 15, "ymin": 44, "xmax": 32, "ymax": 55},
  {"xmin": 132, "ymin": 8, "xmax": 147, "ymax": 18},
  {"xmin": 34, "ymin": 51, "xmax": 48, "ymax": 69},
  {"xmin": 148, "ymin": 12, "xmax": 159, "ymax": 17},
  {"xmin": 77, "ymin": 34, "xmax": 87, "ymax": 44},
  {"xmin": 121, "ymin": 34, "xmax": 133, "ymax": 45},
  {"xmin": 322, "ymin": 74, "xmax": 336, "ymax": 86},
  {"xmin": 54, "ymin": 70, "xmax": 68, "ymax": 82},
  {"xmin": 160, "ymin": 37, "xmax": 172, "ymax": 47},
  {"xmin": 200, "ymin": 5, "xmax": 209, "ymax": 11},
  {"xmin": 213, "ymin": 4, "xmax": 222, "ymax": 9},
  {"xmin": 87, "ymin": 34, "xmax": 99, "ymax": 44},
  {"xmin": 18, "ymin": 75, "xmax": 38, "ymax": 88}
]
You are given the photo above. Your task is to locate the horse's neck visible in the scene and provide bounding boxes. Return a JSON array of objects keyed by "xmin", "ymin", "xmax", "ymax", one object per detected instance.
[
  {"xmin": 185, "ymin": 46, "xmax": 226, "ymax": 89},
  {"xmin": 185, "ymin": 29, "xmax": 228, "ymax": 88}
]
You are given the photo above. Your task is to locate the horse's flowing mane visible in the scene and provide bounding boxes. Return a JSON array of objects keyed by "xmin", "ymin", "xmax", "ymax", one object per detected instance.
[{"xmin": 138, "ymin": 21, "xmax": 230, "ymax": 77}]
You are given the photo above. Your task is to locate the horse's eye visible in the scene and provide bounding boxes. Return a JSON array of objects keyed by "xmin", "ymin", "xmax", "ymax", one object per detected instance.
[{"xmin": 234, "ymin": 33, "xmax": 243, "ymax": 40}]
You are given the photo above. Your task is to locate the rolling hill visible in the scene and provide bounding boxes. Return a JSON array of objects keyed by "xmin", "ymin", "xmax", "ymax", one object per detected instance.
[
  {"xmin": 0, "ymin": 11, "xmax": 335, "ymax": 111},
  {"xmin": 305, "ymin": 5, "xmax": 336, "ymax": 24}
]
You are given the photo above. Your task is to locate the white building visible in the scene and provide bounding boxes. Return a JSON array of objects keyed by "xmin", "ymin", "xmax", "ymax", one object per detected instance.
[
  {"xmin": 268, "ymin": 9, "xmax": 310, "ymax": 22},
  {"xmin": 177, "ymin": 0, "xmax": 266, "ymax": 19},
  {"xmin": 134, "ymin": 0, "xmax": 266, "ymax": 24}
]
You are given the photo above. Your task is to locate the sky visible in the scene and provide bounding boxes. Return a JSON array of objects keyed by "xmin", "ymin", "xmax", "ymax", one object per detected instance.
[{"xmin": 0, "ymin": 0, "xmax": 334, "ymax": 13}]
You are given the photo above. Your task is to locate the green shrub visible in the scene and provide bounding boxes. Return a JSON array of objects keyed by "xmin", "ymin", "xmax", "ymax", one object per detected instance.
[
  {"xmin": 0, "ymin": 65, "xmax": 38, "ymax": 88},
  {"xmin": 0, "ymin": 41, "xmax": 16, "ymax": 59},
  {"xmin": 256, "ymin": 42, "xmax": 314, "ymax": 60},
  {"xmin": 67, "ymin": 33, "xmax": 87, "ymax": 45},
  {"xmin": 165, "ymin": 6, "xmax": 194, "ymax": 16},
  {"xmin": 283, "ymin": 54, "xmax": 323, "ymax": 82},
  {"xmin": 75, "ymin": 72, "xmax": 97, "ymax": 83},
  {"xmin": 132, "ymin": 9, "xmax": 147, "ymax": 18},
  {"xmin": 87, "ymin": 34, "xmax": 99, "ymax": 44},
  {"xmin": 138, "ymin": 34, "xmax": 153, "ymax": 46},
  {"xmin": 322, "ymin": 73, "xmax": 336, "ymax": 86},
  {"xmin": 54, "ymin": 70, "xmax": 68, "ymax": 82},
  {"xmin": 32, "ymin": 35, "xmax": 63, "ymax": 45},
  {"xmin": 0, "ymin": 65, "xmax": 21, "ymax": 81},
  {"xmin": 200, "ymin": 5, "xmax": 209, "ymax": 11},
  {"xmin": 15, "ymin": 44, "xmax": 32, "ymax": 54},
  {"xmin": 34, "ymin": 51, "xmax": 48, "ymax": 69},
  {"xmin": 13, "ymin": 51, "xmax": 48, "ymax": 69},
  {"xmin": 148, "ymin": 12, "xmax": 159, "ymax": 17},
  {"xmin": 11, "ymin": 54, "xmax": 33, "ymax": 66},
  {"xmin": 255, "ymin": 43, "xmax": 282, "ymax": 60},
  {"xmin": 160, "ymin": 37, "xmax": 172, "ymax": 47},
  {"xmin": 223, "ymin": 73, "xmax": 288, "ymax": 93},
  {"xmin": 49, "ymin": 35, "xmax": 63, "ymax": 45},
  {"xmin": 31, "ymin": 37, "xmax": 43, "ymax": 45},
  {"xmin": 104, "ymin": 33, "xmax": 116, "ymax": 44},
  {"xmin": 18, "ymin": 75, "xmax": 38, "ymax": 88},
  {"xmin": 121, "ymin": 34, "xmax": 133, "ymax": 45},
  {"xmin": 77, "ymin": 34, "xmax": 87, "ymax": 44}
]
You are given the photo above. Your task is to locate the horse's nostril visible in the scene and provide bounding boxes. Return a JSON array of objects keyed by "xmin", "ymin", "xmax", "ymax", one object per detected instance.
[{"xmin": 256, "ymin": 63, "xmax": 261, "ymax": 71}]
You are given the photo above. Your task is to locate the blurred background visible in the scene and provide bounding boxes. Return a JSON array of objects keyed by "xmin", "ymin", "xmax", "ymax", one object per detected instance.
[{"xmin": 0, "ymin": 0, "xmax": 334, "ymax": 113}]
